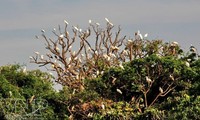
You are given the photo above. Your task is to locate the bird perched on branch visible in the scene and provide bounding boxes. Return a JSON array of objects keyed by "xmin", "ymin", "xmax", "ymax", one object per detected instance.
[
  {"xmin": 146, "ymin": 76, "xmax": 152, "ymax": 84},
  {"xmin": 169, "ymin": 41, "xmax": 179, "ymax": 55},
  {"xmin": 135, "ymin": 30, "xmax": 143, "ymax": 40},
  {"xmin": 190, "ymin": 44, "xmax": 197, "ymax": 53},
  {"xmin": 105, "ymin": 18, "xmax": 113, "ymax": 26},
  {"xmin": 159, "ymin": 87, "xmax": 163, "ymax": 93},
  {"xmin": 64, "ymin": 20, "xmax": 69, "ymax": 25},
  {"xmin": 41, "ymin": 29, "xmax": 45, "ymax": 33},
  {"xmin": 116, "ymin": 88, "xmax": 123, "ymax": 94},
  {"xmin": 89, "ymin": 19, "xmax": 92, "ymax": 24},
  {"xmin": 169, "ymin": 74, "xmax": 174, "ymax": 81}
]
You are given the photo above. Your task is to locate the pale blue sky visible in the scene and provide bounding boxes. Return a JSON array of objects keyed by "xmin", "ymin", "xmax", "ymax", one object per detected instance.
[{"xmin": 1, "ymin": 0, "xmax": 200, "ymax": 70}]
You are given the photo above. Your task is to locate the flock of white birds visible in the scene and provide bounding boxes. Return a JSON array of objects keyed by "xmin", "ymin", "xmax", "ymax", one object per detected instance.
[{"xmin": 29, "ymin": 18, "xmax": 198, "ymax": 92}]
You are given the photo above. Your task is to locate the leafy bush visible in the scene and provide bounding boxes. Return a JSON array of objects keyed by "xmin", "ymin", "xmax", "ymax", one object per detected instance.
[{"xmin": 0, "ymin": 64, "xmax": 69, "ymax": 119}]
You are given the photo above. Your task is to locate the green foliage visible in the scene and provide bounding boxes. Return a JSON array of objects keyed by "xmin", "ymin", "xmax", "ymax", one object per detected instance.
[
  {"xmin": 162, "ymin": 95, "xmax": 200, "ymax": 120},
  {"xmin": 1, "ymin": 41, "xmax": 200, "ymax": 119},
  {"xmin": 84, "ymin": 45, "xmax": 200, "ymax": 119},
  {"xmin": 0, "ymin": 64, "xmax": 69, "ymax": 119}
]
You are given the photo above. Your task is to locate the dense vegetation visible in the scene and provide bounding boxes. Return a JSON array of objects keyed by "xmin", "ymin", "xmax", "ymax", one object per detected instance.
[
  {"xmin": 0, "ymin": 45, "xmax": 199, "ymax": 119},
  {"xmin": 0, "ymin": 65, "xmax": 70, "ymax": 119},
  {"xmin": 0, "ymin": 19, "xmax": 200, "ymax": 119}
]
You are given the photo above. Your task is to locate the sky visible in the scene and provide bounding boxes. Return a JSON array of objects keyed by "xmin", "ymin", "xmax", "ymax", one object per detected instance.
[{"xmin": 1, "ymin": 0, "xmax": 200, "ymax": 70}]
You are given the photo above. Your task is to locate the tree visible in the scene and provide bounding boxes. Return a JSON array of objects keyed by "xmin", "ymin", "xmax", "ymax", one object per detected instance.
[
  {"xmin": 30, "ymin": 18, "xmax": 200, "ymax": 119},
  {"xmin": 0, "ymin": 64, "xmax": 69, "ymax": 119},
  {"xmin": 30, "ymin": 18, "xmax": 182, "ymax": 92}
]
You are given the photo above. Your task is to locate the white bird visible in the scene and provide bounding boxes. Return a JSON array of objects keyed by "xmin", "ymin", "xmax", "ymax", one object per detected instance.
[
  {"xmin": 169, "ymin": 74, "xmax": 174, "ymax": 81},
  {"xmin": 29, "ymin": 56, "xmax": 33, "ymax": 60},
  {"xmin": 55, "ymin": 47, "xmax": 60, "ymax": 51},
  {"xmin": 104, "ymin": 17, "xmax": 113, "ymax": 26},
  {"xmin": 73, "ymin": 26, "xmax": 79, "ymax": 31},
  {"xmin": 72, "ymin": 51, "xmax": 76, "ymax": 56},
  {"xmin": 185, "ymin": 61, "xmax": 190, "ymax": 67},
  {"xmin": 68, "ymin": 45, "xmax": 72, "ymax": 50},
  {"xmin": 127, "ymin": 39, "xmax": 132, "ymax": 43},
  {"xmin": 101, "ymin": 103, "xmax": 105, "ymax": 110},
  {"xmin": 75, "ymin": 75, "xmax": 79, "ymax": 80},
  {"xmin": 159, "ymin": 87, "xmax": 163, "ymax": 93},
  {"xmin": 81, "ymin": 54, "xmax": 85, "ymax": 57},
  {"xmin": 138, "ymin": 30, "xmax": 143, "ymax": 39},
  {"xmin": 40, "ymin": 55, "xmax": 44, "ymax": 60},
  {"xmin": 190, "ymin": 45, "xmax": 197, "ymax": 53},
  {"xmin": 190, "ymin": 47, "xmax": 197, "ymax": 53},
  {"xmin": 172, "ymin": 41, "xmax": 178, "ymax": 45},
  {"xmin": 9, "ymin": 91, "xmax": 12, "ymax": 97},
  {"xmin": 64, "ymin": 20, "xmax": 69, "ymax": 25},
  {"xmin": 86, "ymin": 29, "xmax": 90, "ymax": 35},
  {"xmin": 89, "ymin": 19, "xmax": 92, "ymax": 24},
  {"xmin": 88, "ymin": 113, "xmax": 93, "ymax": 117},
  {"xmin": 41, "ymin": 29, "xmax": 45, "ymax": 33},
  {"xmin": 119, "ymin": 63, "xmax": 124, "ymax": 69},
  {"xmin": 74, "ymin": 57, "xmax": 78, "ymax": 61},
  {"xmin": 187, "ymin": 59, "xmax": 191, "ymax": 62},
  {"xmin": 109, "ymin": 22, "xmax": 114, "ymax": 26},
  {"xmin": 139, "ymin": 34, "xmax": 143, "ymax": 40},
  {"xmin": 51, "ymin": 64, "xmax": 55, "ymax": 68},
  {"xmin": 144, "ymin": 33, "xmax": 148, "ymax": 38},
  {"xmin": 105, "ymin": 18, "xmax": 110, "ymax": 23},
  {"xmin": 35, "ymin": 51, "xmax": 40, "ymax": 55},
  {"xmin": 88, "ymin": 47, "xmax": 91, "ymax": 52},
  {"xmin": 96, "ymin": 70, "xmax": 100, "ymax": 75},
  {"xmin": 23, "ymin": 66, "xmax": 27, "ymax": 73},
  {"xmin": 96, "ymin": 23, "xmax": 100, "ymax": 26},
  {"xmin": 135, "ymin": 30, "xmax": 143, "ymax": 40},
  {"xmin": 59, "ymin": 34, "xmax": 64, "ymax": 38},
  {"xmin": 95, "ymin": 50, "xmax": 98, "ymax": 55},
  {"xmin": 68, "ymin": 57, "xmax": 71, "ymax": 62},
  {"xmin": 135, "ymin": 35, "xmax": 140, "ymax": 40},
  {"xmin": 116, "ymin": 89, "xmax": 123, "ymax": 94},
  {"xmin": 146, "ymin": 76, "xmax": 152, "ymax": 83},
  {"xmin": 171, "ymin": 41, "xmax": 179, "ymax": 47},
  {"xmin": 68, "ymin": 64, "xmax": 71, "ymax": 68},
  {"xmin": 127, "ymin": 39, "xmax": 133, "ymax": 43},
  {"xmin": 92, "ymin": 74, "xmax": 97, "ymax": 78}
]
